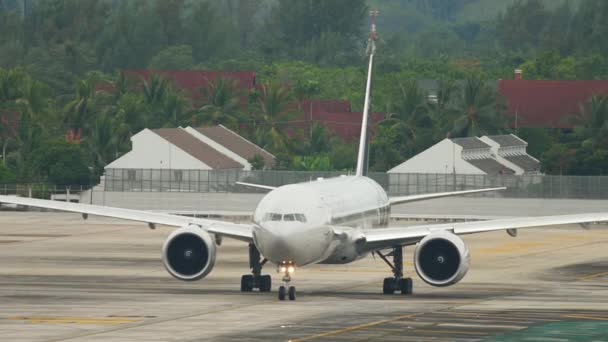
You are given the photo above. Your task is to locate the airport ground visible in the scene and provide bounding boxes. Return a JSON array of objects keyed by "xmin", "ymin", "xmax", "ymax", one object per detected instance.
[{"xmin": 1, "ymin": 212, "xmax": 608, "ymax": 341}]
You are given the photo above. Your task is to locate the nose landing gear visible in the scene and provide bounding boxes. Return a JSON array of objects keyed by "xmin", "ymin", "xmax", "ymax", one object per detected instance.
[
  {"xmin": 240, "ymin": 244, "xmax": 272, "ymax": 292},
  {"xmin": 376, "ymin": 245, "xmax": 414, "ymax": 295},
  {"xmin": 277, "ymin": 261, "xmax": 296, "ymax": 301}
]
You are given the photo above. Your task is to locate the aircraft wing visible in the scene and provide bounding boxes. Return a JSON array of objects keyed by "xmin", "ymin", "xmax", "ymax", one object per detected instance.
[
  {"xmin": 236, "ymin": 182, "xmax": 276, "ymax": 191},
  {"xmin": 0, "ymin": 195, "xmax": 253, "ymax": 242},
  {"xmin": 362, "ymin": 213, "xmax": 608, "ymax": 251},
  {"xmin": 389, "ymin": 187, "xmax": 506, "ymax": 206}
]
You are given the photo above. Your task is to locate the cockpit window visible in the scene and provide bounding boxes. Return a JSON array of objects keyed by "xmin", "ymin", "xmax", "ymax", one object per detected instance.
[
  {"xmin": 262, "ymin": 213, "xmax": 307, "ymax": 222},
  {"xmin": 263, "ymin": 213, "xmax": 282, "ymax": 221}
]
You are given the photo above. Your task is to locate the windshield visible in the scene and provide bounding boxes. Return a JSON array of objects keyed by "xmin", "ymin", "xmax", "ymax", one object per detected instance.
[{"xmin": 262, "ymin": 213, "xmax": 307, "ymax": 223}]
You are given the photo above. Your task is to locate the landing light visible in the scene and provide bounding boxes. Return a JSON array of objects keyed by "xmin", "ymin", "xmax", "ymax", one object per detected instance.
[{"xmin": 287, "ymin": 266, "xmax": 295, "ymax": 274}]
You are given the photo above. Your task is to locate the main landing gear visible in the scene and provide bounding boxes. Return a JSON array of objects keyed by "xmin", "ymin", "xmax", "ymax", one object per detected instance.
[
  {"xmin": 277, "ymin": 261, "xmax": 296, "ymax": 301},
  {"xmin": 240, "ymin": 244, "xmax": 272, "ymax": 292},
  {"xmin": 376, "ymin": 245, "xmax": 413, "ymax": 295}
]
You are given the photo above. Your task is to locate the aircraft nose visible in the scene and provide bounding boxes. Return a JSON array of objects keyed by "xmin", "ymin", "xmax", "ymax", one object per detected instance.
[{"xmin": 253, "ymin": 224, "xmax": 333, "ymax": 266}]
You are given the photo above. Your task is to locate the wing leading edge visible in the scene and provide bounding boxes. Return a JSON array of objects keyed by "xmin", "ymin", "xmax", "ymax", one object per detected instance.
[
  {"xmin": 0, "ymin": 195, "xmax": 253, "ymax": 242},
  {"xmin": 389, "ymin": 187, "xmax": 506, "ymax": 206},
  {"xmin": 362, "ymin": 212, "xmax": 608, "ymax": 251}
]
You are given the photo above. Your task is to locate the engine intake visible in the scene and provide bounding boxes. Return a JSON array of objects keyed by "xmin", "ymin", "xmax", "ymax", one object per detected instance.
[
  {"xmin": 414, "ymin": 231, "xmax": 470, "ymax": 287},
  {"xmin": 162, "ymin": 226, "xmax": 217, "ymax": 281}
]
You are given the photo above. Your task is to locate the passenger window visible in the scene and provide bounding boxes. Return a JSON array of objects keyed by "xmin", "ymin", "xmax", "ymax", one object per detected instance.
[
  {"xmin": 271, "ymin": 213, "xmax": 282, "ymax": 221},
  {"xmin": 296, "ymin": 214, "xmax": 307, "ymax": 223}
]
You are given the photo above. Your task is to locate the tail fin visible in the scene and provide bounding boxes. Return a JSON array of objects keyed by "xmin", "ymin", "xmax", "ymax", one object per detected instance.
[
  {"xmin": 355, "ymin": 53, "xmax": 374, "ymax": 177},
  {"xmin": 355, "ymin": 12, "xmax": 378, "ymax": 177}
]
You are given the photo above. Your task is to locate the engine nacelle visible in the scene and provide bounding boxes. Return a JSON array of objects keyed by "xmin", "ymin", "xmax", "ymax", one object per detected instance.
[
  {"xmin": 414, "ymin": 231, "xmax": 470, "ymax": 287},
  {"xmin": 162, "ymin": 225, "xmax": 217, "ymax": 281}
]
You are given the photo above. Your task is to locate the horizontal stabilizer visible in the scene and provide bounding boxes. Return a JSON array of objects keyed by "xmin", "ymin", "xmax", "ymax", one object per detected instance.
[
  {"xmin": 389, "ymin": 187, "xmax": 506, "ymax": 206},
  {"xmin": 236, "ymin": 182, "xmax": 276, "ymax": 191}
]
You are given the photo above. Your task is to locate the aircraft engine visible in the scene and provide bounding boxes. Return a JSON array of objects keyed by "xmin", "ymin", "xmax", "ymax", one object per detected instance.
[
  {"xmin": 414, "ymin": 231, "xmax": 470, "ymax": 287},
  {"xmin": 162, "ymin": 225, "xmax": 217, "ymax": 281}
]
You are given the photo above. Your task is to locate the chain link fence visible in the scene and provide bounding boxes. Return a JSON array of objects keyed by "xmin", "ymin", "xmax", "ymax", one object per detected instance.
[
  {"xmin": 3, "ymin": 171, "xmax": 608, "ymax": 200},
  {"xmin": 100, "ymin": 169, "xmax": 608, "ymax": 199}
]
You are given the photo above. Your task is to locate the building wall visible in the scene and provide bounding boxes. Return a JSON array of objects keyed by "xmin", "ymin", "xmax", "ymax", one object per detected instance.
[
  {"xmin": 105, "ymin": 129, "xmax": 211, "ymax": 170},
  {"xmin": 388, "ymin": 139, "xmax": 484, "ymax": 174}
]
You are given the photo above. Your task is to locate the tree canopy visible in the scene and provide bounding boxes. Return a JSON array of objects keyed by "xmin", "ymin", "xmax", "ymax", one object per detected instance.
[{"xmin": 0, "ymin": 0, "xmax": 607, "ymax": 183}]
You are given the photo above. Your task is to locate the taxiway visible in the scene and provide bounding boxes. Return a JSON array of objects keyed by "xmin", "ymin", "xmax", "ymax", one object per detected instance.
[{"xmin": 1, "ymin": 212, "xmax": 608, "ymax": 341}]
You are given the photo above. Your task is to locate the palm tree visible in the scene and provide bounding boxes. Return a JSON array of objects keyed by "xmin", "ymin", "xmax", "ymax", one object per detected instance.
[
  {"xmin": 382, "ymin": 80, "xmax": 432, "ymax": 141},
  {"xmin": 192, "ymin": 78, "xmax": 244, "ymax": 129},
  {"xmin": 140, "ymin": 74, "xmax": 190, "ymax": 128},
  {"xmin": 251, "ymin": 82, "xmax": 295, "ymax": 154},
  {"xmin": 573, "ymin": 95, "xmax": 608, "ymax": 148},
  {"xmin": 64, "ymin": 72, "xmax": 106, "ymax": 134},
  {"xmin": 446, "ymin": 74, "xmax": 507, "ymax": 138},
  {"xmin": 0, "ymin": 68, "xmax": 50, "ymax": 168},
  {"xmin": 87, "ymin": 114, "xmax": 119, "ymax": 176},
  {"xmin": 142, "ymin": 74, "xmax": 170, "ymax": 106},
  {"xmin": 375, "ymin": 80, "xmax": 437, "ymax": 162}
]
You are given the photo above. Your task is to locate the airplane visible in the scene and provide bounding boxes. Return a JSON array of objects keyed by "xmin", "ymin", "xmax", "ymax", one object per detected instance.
[{"xmin": 2, "ymin": 26, "xmax": 608, "ymax": 302}]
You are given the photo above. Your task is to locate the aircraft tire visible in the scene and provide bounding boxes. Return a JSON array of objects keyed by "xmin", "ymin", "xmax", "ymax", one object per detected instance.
[
  {"xmin": 241, "ymin": 275, "xmax": 254, "ymax": 292},
  {"xmin": 278, "ymin": 286, "xmax": 286, "ymax": 300},
  {"xmin": 383, "ymin": 277, "xmax": 395, "ymax": 294},
  {"xmin": 260, "ymin": 275, "xmax": 272, "ymax": 292},
  {"xmin": 399, "ymin": 278, "xmax": 413, "ymax": 295},
  {"xmin": 288, "ymin": 286, "xmax": 296, "ymax": 301}
]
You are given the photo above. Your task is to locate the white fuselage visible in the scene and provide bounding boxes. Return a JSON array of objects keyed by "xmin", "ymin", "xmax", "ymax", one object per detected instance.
[{"xmin": 251, "ymin": 176, "xmax": 389, "ymax": 266}]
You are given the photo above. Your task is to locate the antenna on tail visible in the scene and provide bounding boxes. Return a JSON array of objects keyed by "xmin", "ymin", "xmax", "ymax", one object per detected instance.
[{"xmin": 355, "ymin": 10, "xmax": 379, "ymax": 177}]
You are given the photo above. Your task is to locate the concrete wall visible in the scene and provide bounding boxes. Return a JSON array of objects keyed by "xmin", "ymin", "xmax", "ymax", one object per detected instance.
[
  {"xmin": 388, "ymin": 139, "xmax": 483, "ymax": 174},
  {"xmin": 105, "ymin": 129, "xmax": 211, "ymax": 170}
]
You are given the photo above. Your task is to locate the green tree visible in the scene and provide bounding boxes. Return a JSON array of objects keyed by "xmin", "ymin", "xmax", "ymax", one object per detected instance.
[
  {"xmin": 446, "ymin": 74, "xmax": 507, "ymax": 138},
  {"xmin": 148, "ymin": 45, "xmax": 195, "ymax": 70},
  {"xmin": 87, "ymin": 114, "xmax": 119, "ymax": 176},
  {"xmin": 497, "ymin": 0, "xmax": 549, "ymax": 53},
  {"xmin": 251, "ymin": 82, "xmax": 294, "ymax": 155},
  {"xmin": 192, "ymin": 78, "xmax": 244, "ymax": 129},
  {"xmin": 264, "ymin": 0, "xmax": 367, "ymax": 63},
  {"xmin": 31, "ymin": 140, "xmax": 91, "ymax": 185},
  {"xmin": 63, "ymin": 72, "xmax": 106, "ymax": 133}
]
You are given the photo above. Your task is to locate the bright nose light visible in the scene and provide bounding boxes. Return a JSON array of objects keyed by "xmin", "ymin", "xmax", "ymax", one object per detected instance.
[
  {"xmin": 280, "ymin": 266, "xmax": 287, "ymax": 273},
  {"xmin": 287, "ymin": 266, "xmax": 295, "ymax": 274}
]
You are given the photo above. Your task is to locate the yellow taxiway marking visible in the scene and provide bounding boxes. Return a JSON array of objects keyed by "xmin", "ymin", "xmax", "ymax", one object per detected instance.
[
  {"xmin": 561, "ymin": 314, "xmax": 608, "ymax": 321},
  {"xmin": 578, "ymin": 272, "xmax": 608, "ymax": 281},
  {"xmin": 290, "ymin": 314, "xmax": 415, "ymax": 342},
  {"xmin": 8, "ymin": 316, "xmax": 140, "ymax": 325}
]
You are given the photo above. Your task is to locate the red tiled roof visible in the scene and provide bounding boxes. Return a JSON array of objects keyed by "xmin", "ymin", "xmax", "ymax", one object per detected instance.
[
  {"xmin": 0, "ymin": 111, "xmax": 20, "ymax": 137},
  {"xmin": 286, "ymin": 110, "xmax": 384, "ymax": 141},
  {"xmin": 152, "ymin": 128, "xmax": 243, "ymax": 170},
  {"xmin": 195, "ymin": 126, "xmax": 275, "ymax": 167},
  {"xmin": 297, "ymin": 100, "xmax": 352, "ymax": 113},
  {"xmin": 499, "ymin": 80, "xmax": 608, "ymax": 129},
  {"xmin": 123, "ymin": 70, "xmax": 256, "ymax": 102},
  {"xmin": 284, "ymin": 99, "xmax": 383, "ymax": 140}
]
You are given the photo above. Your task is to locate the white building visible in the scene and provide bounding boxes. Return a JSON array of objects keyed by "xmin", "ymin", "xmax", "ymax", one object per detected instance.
[
  {"xmin": 387, "ymin": 136, "xmax": 539, "ymax": 176},
  {"xmin": 105, "ymin": 125, "xmax": 275, "ymax": 171},
  {"xmin": 479, "ymin": 134, "xmax": 541, "ymax": 175}
]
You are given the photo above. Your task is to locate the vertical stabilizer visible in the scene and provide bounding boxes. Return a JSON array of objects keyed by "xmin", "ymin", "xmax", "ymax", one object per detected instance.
[{"xmin": 355, "ymin": 11, "xmax": 379, "ymax": 177}]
